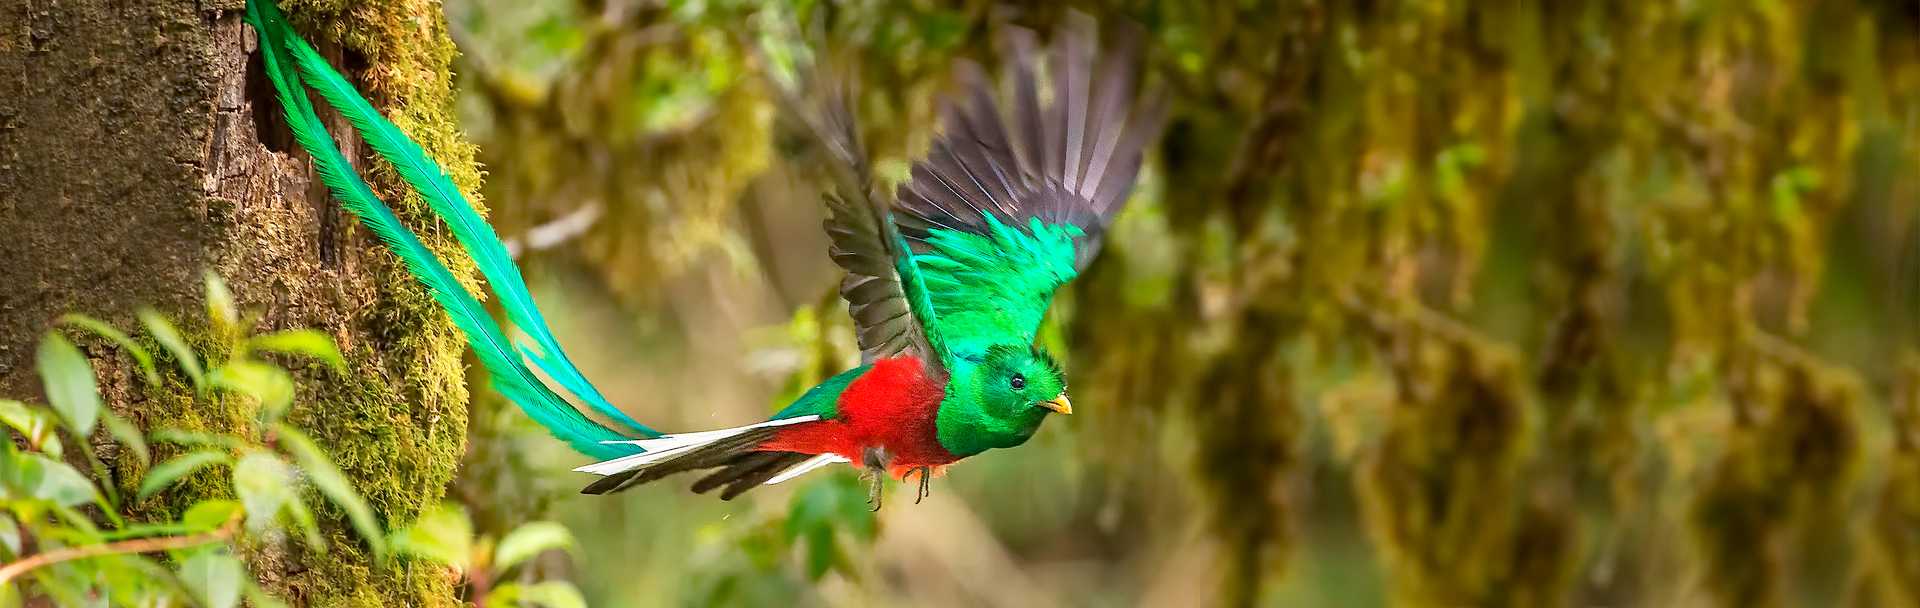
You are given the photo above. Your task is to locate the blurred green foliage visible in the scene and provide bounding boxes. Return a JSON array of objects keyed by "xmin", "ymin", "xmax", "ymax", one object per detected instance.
[
  {"xmin": 441, "ymin": 0, "xmax": 1920, "ymax": 606},
  {"xmin": 391, "ymin": 501, "xmax": 588, "ymax": 607}
]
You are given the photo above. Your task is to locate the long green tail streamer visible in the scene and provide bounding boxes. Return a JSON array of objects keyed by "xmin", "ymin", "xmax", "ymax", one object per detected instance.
[{"xmin": 246, "ymin": 0, "xmax": 651, "ymax": 458}]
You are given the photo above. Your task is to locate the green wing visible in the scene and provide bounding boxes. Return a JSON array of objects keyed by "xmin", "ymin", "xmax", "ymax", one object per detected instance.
[{"xmin": 895, "ymin": 15, "xmax": 1164, "ymax": 351}]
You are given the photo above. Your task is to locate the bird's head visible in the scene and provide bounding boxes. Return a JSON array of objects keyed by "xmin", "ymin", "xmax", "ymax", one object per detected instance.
[
  {"xmin": 935, "ymin": 343, "xmax": 1070, "ymax": 457},
  {"xmin": 977, "ymin": 343, "xmax": 1071, "ymax": 417}
]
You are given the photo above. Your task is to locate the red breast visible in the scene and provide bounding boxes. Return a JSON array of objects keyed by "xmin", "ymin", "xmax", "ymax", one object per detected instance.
[{"xmin": 759, "ymin": 356, "xmax": 958, "ymax": 472}]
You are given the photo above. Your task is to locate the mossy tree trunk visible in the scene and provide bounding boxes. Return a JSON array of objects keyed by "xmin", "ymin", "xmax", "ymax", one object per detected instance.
[{"xmin": 0, "ymin": 1, "xmax": 477, "ymax": 605}]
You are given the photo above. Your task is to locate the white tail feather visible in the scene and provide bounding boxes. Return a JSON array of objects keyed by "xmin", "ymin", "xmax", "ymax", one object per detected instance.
[
  {"xmin": 573, "ymin": 415, "xmax": 821, "ymax": 476},
  {"xmin": 765, "ymin": 454, "xmax": 851, "ymax": 485}
]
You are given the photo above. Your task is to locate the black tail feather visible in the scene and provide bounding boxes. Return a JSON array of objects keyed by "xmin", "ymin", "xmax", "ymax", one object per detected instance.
[
  {"xmin": 579, "ymin": 428, "xmax": 792, "ymax": 495},
  {"xmin": 691, "ymin": 452, "xmax": 793, "ymax": 494},
  {"xmin": 719, "ymin": 453, "xmax": 810, "ymax": 500},
  {"xmin": 684, "ymin": 451, "xmax": 812, "ymax": 500}
]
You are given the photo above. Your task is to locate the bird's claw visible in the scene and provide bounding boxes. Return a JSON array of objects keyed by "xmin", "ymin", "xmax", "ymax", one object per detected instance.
[
  {"xmin": 861, "ymin": 465, "xmax": 932, "ymax": 510},
  {"xmin": 912, "ymin": 466, "xmax": 932, "ymax": 504},
  {"xmin": 861, "ymin": 447, "xmax": 891, "ymax": 512}
]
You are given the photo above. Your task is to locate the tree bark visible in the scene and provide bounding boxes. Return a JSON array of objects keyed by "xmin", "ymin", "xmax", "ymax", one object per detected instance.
[{"xmin": 0, "ymin": 1, "xmax": 476, "ymax": 605}]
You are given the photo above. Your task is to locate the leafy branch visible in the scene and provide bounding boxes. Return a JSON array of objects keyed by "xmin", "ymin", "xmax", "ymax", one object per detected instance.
[
  {"xmin": 0, "ymin": 511, "xmax": 239, "ymax": 586},
  {"xmin": 0, "ymin": 272, "xmax": 379, "ymax": 607}
]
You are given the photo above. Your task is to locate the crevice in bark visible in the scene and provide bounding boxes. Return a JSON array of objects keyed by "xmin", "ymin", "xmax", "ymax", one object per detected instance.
[{"xmin": 246, "ymin": 48, "xmax": 294, "ymax": 155}]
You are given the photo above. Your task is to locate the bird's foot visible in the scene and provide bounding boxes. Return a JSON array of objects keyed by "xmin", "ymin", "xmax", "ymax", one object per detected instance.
[
  {"xmin": 861, "ymin": 447, "xmax": 891, "ymax": 512},
  {"xmin": 912, "ymin": 466, "xmax": 932, "ymax": 504},
  {"xmin": 862, "ymin": 466, "xmax": 884, "ymax": 512}
]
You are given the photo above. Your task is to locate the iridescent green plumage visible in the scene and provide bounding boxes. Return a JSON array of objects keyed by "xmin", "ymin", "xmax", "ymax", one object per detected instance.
[{"xmin": 917, "ymin": 217, "xmax": 1084, "ymax": 351}]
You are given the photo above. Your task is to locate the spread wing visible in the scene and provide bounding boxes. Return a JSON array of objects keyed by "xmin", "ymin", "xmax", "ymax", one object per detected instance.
[
  {"xmin": 895, "ymin": 15, "xmax": 1164, "ymax": 348},
  {"xmin": 782, "ymin": 65, "xmax": 950, "ymax": 374}
]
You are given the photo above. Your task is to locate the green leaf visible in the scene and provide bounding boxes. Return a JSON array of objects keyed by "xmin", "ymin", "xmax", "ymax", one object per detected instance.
[
  {"xmin": 0, "ymin": 513, "xmax": 19, "ymax": 554},
  {"xmin": 1, "ymin": 452, "xmax": 99, "ymax": 507},
  {"xmin": 150, "ymin": 428, "xmax": 250, "ymax": 451},
  {"xmin": 210, "ymin": 359, "xmax": 294, "ymax": 423},
  {"xmin": 204, "ymin": 271, "xmax": 239, "ymax": 332},
  {"xmin": 100, "ymin": 411, "xmax": 149, "ymax": 467},
  {"xmin": 22, "ymin": 572, "xmax": 84, "ymax": 608},
  {"xmin": 179, "ymin": 550, "xmax": 244, "ymax": 608},
  {"xmin": 803, "ymin": 525, "xmax": 834, "ymax": 580},
  {"xmin": 248, "ymin": 329, "xmax": 346, "ymax": 372},
  {"xmin": 787, "ymin": 480, "xmax": 838, "ymax": 581},
  {"xmin": 37, "ymin": 333, "xmax": 100, "ymax": 437},
  {"xmin": 138, "ymin": 450, "xmax": 231, "ymax": 500},
  {"xmin": 491, "ymin": 581, "xmax": 588, "ymax": 608},
  {"xmin": 784, "ymin": 474, "xmax": 872, "ymax": 580},
  {"xmin": 48, "ymin": 504, "xmax": 103, "ymax": 539},
  {"xmin": 787, "ymin": 474, "xmax": 868, "ymax": 541},
  {"xmin": 275, "ymin": 424, "xmax": 384, "ymax": 558},
  {"xmin": 390, "ymin": 502, "xmax": 473, "ymax": 571},
  {"xmin": 0, "ymin": 400, "xmax": 63, "ymax": 455},
  {"xmin": 139, "ymin": 308, "xmax": 205, "ymax": 393},
  {"xmin": 102, "ymin": 553, "xmax": 183, "ymax": 606},
  {"xmin": 59, "ymin": 314, "xmax": 161, "ymax": 388},
  {"xmin": 97, "ymin": 521, "xmax": 203, "ymax": 541},
  {"xmin": 489, "ymin": 583, "xmax": 526, "ymax": 608},
  {"xmin": 830, "ymin": 475, "xmax": 877, "ymax": 542},
  {"xmin": 182, "ymin": 499, "xmax": 243, "ymax": 531},
  {"xmin": 493, "ymin": 521, "xmax": 575, "ymax": 572},
  {"xmin": 282, "ymin": 494, "xmax": 327, "ymax": 554},
  {"xmin": 232, "ymin": 452, "xmax": 295, "ymax": 532}
]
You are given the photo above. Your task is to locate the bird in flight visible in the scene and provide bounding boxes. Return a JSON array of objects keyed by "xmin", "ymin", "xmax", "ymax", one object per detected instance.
[{"xmin": 247, "ymin": 0, "xmax": 1161, "ymax": 508}]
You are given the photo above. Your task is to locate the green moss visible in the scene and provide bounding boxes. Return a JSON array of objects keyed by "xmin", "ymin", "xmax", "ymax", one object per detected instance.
[
  {"xmin": 1863, "ymin": 452, "xmax": 1920, "ymax": 605},
  {"xmin": 1858, "ymin": 358, "xmax": 1920, "ymax": 605},
  {"xmin": 1690, "ymin": 346, "xmax": 1864, "ymax": 608},
  {"xmin": 113, "ymin": 328, "xmax": 248, "ymax": 514},
  {"xmin": 1352, "ymin": 308, "xmax": 1577, "ymax": 608},
  {"xmin": 279, "ymin": 350, "xmax": 464, "ymax": 606}
]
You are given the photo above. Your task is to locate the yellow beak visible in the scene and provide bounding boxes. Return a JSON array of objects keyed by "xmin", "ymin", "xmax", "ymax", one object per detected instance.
[{"xmin": 1038, "ymin": 394, "xmax": 1073, "ymax": 415}]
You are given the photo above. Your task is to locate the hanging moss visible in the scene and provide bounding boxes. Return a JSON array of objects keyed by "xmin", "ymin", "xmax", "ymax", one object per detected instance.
[
  {"xmin": 1350, "ymin": 305, "xmax": 1576, "ymax": 607},
  {"xmin": 1690, "ymin": 344, "xmax": 1864, "ymax": 608},
  {"xmin": 1852, "ymin": 356, "xmax": 1920, "ymax": 606}
]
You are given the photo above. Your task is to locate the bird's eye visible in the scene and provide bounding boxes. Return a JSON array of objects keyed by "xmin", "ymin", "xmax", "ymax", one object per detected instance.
[{"xmin": 1009, "ymin": 374, "xmax": 1026, "ymax": 390}]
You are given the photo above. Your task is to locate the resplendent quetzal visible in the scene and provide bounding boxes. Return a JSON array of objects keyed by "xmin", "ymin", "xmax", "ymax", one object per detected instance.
[{"xmin": 247, "ymin": 0, "xmax": 1160, "ymax": 507}]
